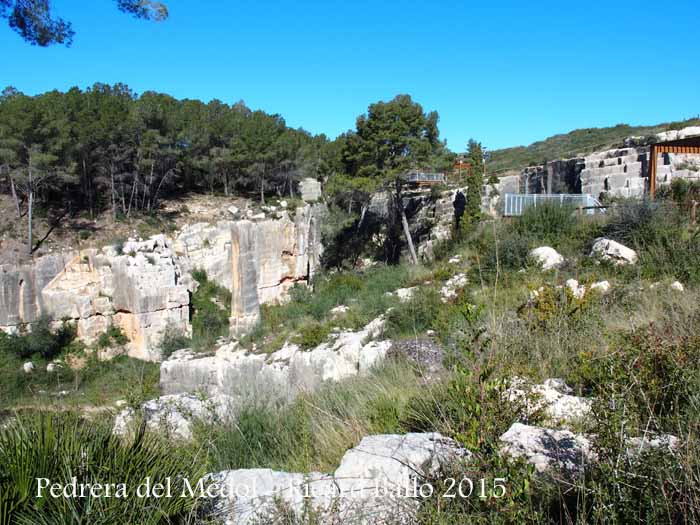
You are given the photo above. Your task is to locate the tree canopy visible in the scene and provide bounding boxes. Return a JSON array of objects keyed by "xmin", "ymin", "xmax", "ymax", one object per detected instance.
[
  {"xmin": 0, "ymin": 0, "xmax": 168, "ymax": 46},
  {"xmin": 0, "ymin": 84, "xmax": 332, "ymax": 224}
]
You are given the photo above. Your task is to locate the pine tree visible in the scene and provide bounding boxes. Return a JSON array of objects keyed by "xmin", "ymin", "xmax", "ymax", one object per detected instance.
[{"xmin": 463, "ymin": 139, "xmax": 484, "ymax": 230}]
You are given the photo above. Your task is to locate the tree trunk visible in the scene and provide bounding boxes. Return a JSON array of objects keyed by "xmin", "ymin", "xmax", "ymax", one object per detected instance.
[
  {"xmin": 357, "ymin": 204, "xmax": 368, "ymax": 231},
  {"xmin": 110, "ymin": 163, "xmax": 117, "ymax": 221},
  {"xmin": 260, "ymin": 169, "xmax": 265, "ymax": 205},
  {"xmin": 10, "ymin": 174, "xmax": 20, "ymax": 218},
  {"xmin": 401, "ymin": 208, "xmax": 418, "ymax": 265},
  {"xmin": 394, "ymin": 178, "xmax": 417, "ymax": 265},
  {"xmin": 27, "ymin": 166, "xmax": 34, "ymax": 256}
]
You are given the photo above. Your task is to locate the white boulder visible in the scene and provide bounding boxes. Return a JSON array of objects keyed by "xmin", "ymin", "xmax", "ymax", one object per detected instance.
[
  {"xmin": 565, "ymin": 279, "xmax": 586, "ymax": 300},
  {"xmin": 590, "ymin": 280, "xmax": 611, "ymax": 294},
  {"xmin": 500, "ymin": 423, "xmax": 595, "ymax": 475},
  {"xmin": 207, "ymin": 432, "xmax": 468, "ymax": 525},
  {"xmin": 626, "ymin": 433, "xmax": 680, "ymax": 457},
  {"xmin": 113, "ymin": 393, "xmax": 236, "ymax": 441},
  {"xmin": 440, "ymin": 273, "xmax": 467, "ymax": 302},
  {"xmin": 529, "ymin": 247, "xmax": 564, "ymax": 271},
  {"xmin": 330, "ymin": 304, "xmax": 349, "ymax": 317},
  {"xmin": 506, "ymin": 378, "xmax": 592, "ymax": 424},
  {"xmin": 590, "ymin": 238, "xmax": 638, "ymax": 265},
  {"xmin": 386, "ymin": 287, "xmax": 418, "ymax": 303},
  {"xmin": 22, "ymin": 362, "xmax": 35, "ymax": 374},
  {"xmin": 670, "ymin": 281, "xmax": 684, "ymax": 292}
]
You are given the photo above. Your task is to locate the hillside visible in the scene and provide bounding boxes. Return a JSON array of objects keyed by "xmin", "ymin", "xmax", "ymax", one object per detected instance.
[{"xmin": 486, "ymin": 117, "xmax": 700, "ymax": 175}]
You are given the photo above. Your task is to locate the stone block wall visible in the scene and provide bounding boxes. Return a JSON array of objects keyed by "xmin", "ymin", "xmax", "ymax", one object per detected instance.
[{"xmin": 515, "ymin": 126, "xmax": 700, "ymax": 201}]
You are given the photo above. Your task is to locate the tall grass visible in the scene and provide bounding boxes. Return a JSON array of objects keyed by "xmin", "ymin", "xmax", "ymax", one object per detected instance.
[
  {"xmin": 201, "ymin": 361, "xmax": 422, "ymax": 474},
  {"xmin": 0, "ymin": 413, "xmax": 205, "ymax": 525}
]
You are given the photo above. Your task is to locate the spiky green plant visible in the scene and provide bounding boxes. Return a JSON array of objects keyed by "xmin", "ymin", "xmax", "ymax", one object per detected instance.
[{"xmin": 0, "ymin": 412, "xmax": 205, "ymax": 525}]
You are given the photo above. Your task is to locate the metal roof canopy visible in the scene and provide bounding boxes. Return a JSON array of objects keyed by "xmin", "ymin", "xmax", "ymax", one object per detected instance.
[{"xmin": 650, "ymin": 135, "xmax": 700, "ymax": 198}]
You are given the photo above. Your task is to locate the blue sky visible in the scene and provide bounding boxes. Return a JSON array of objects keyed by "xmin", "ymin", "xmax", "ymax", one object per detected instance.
[{"xmin": 1, "ymin": 0, "xmax": 699, "ymax": 151}]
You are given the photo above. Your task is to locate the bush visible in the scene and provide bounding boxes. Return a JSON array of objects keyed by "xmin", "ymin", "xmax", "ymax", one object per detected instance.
[
  {"xmin": 385, "ymin": 287, "xmax": 444, "ymax": 338},
  {"xmin": 0, "ymin": 413, "xmax": 204, "ymax": 525},
  {"xmin": 513, "ymin": 202, "xmax": 576, "ymax": 244},
  {"xmin": 0, "ymin": 318, "xmax": 75, "ymax": 360},
  {"xmin": 487, "ymin": 234, "xmax": 531, "ymax": 272},
  {"xmin": 293, "ymin": 321, "xmax": 331, "ymax": 349},
  {"xmin": 569, "ymin": 314, "xmax": 700, "ymax": 523},
  {"xmin": 191, "ymin": 269, "xmax": 231, "ymax": 347},
  {"xmin": 158, "ymin": 324, "xmax": 192, "ymax": 359},
  {"xmin": 603, "ymin": 199, "xmax": 668, "ymax": 246},
  {"xmin": 604, "ymin": 199, "xmax": 700, "ymax": 283},
  {"xmin": 96, "ymin": 325, "xmax": 128, "ymax": 349}
]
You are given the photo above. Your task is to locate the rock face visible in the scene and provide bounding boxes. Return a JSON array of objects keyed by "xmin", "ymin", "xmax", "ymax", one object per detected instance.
[
  {"xmin": 206, "ymin": 432, "xmax": 468, "ymax": 525},
  {"xmin": 516, "ymin": 126, "xmax": 700, "ymax": 200},
  {"xmin": 160, "ymin": 316, "xmax": 389, "ymax": 399},
  {"xmin": 0, "ymin": 204, "xmax": 324, "ymax": 361},
  {"xmin": 414, "ymin": 188, "xmax": 466, "ymax": 261},
  {"xmin": 529, "ymin": 247, "xmax": 564, "ymax": 271},
  {"xmin": 0, "ymin": 252, "xmax": 75, "ymax": 333},
  {"xmin": 34, "ymin": 236, "xmax": 191, "ymax": 361},
  {"xmin": 589, "ymin": 238, "xmax": 638, "ymax": 266}
]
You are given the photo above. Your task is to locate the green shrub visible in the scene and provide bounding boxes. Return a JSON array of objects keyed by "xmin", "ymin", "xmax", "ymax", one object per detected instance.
[
  {"xmin": 158, "ymin": 323, "xmax": 192, "ymax": 359},
  {"xmin": 191, "ymin": 269, "xmax": 231, "ymax": 347},
  {"xmin": 603, "ymin": 199, "xmax": 700, "ymax": 283},
  {"xmin": 385, "ymin": 287, "xmax": 444, "ymax": 338},
  {"xmin": 96, "ymin": 325, "xmax": 128, "ymax": 349},
  {"xmin": 487, "ymin": 234, "xmax": 531, "ymax": 271},
  {"xmin": 293, "ymin": 321, "xmax": 331, "ymax": 349},
  {"xmin": 0, "ymin": 413, "xmax": 204, "ymax": 525},
  {"xmin": 603, "ymin": 199, "xmax": 668, "ymax": 246},
  {"xmin": 569, "ymin": 314, "xmax": 700, "ymax": 523},
  {"xmin": 513, "ymin": 202, "xmax": 576, "ymax": 244},
  {"xmin": 0, "ymin": 318, "xmax": 75, "ymax": 360}
]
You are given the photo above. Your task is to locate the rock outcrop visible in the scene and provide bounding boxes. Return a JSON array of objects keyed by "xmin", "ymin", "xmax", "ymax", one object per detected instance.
[
  {"xmin": 589, "ymin": 238, "xmax": 638, "ymax": 266},
  {"xmin": 506, "ymin": 378, "xmax": 592, "ymax": 425},
  {"xmin": 0, "ymin": 252, "xmax": 76, "ymax": 333},
  {"xmin": 0, "ymin": 204, "xmax": 324, "ymax": 361},
  {"xmin": 529, "ymin": 247, "xmax": 565, "ymax": 271},
  {"xmin": 160, "ymin": 316, "xmax": 389, "ymax": 399},
  {"xmin": 121, "ymin": 316, "xmax": 390, "ymax": 436},
  {"xmin": 113, "ymin": 393, "xmax": 235, "ymax": 440},
  {"xmin": 500, "ymin": 423, "xmax": 595, "ymax": 475},
  {"xmin": 205, "ymin": 432, "xmax": 468, "ymax": 525},
  {"xmin": 36, "ymin": 236, "xmax": 191, "ymax": 361}
]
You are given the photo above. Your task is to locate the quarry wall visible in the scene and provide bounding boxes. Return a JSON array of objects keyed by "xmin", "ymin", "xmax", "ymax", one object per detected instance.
[
  {"xmin": 0, "ymin": 204, "xmax": 324, "ymax": 361},
  {"xmin": 514, "ymin": 126, "xmax": 700, "ymax": 201}
]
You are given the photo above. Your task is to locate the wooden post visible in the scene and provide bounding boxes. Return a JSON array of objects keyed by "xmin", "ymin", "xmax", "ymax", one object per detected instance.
[
  {"xmin": 650, "ymin": 145, "xmax": 657, "ymax": 199},
  {"xmin": 691, "ymin": 200, "xmax": 698, "ymax": 226}
]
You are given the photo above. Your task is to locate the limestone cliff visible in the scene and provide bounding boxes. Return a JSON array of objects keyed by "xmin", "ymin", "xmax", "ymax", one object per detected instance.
[{"xmin": 0, "ymin": 204, "xmax": 324, "ymax": 361}]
